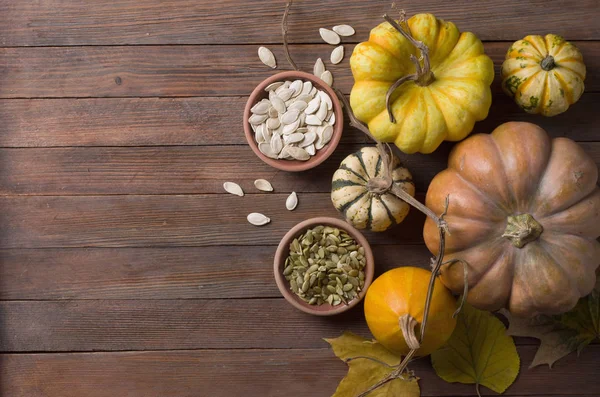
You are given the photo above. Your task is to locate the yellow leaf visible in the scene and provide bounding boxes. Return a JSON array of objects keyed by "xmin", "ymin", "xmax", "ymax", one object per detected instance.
[
  {"xmin": 504, "ymin": 278, "xmax": 600, "ymax": 368},
  {"xmin": 431, "ymin": 303, "xmax": 519, "ymax": 396},
  {"xmin": 325, "ymin": 332, "xmax": 420, "ymax": 397}
]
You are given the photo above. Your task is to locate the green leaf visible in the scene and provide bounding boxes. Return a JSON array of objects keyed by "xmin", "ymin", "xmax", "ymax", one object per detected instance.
[
  {"xmin": 325, "ymin": 332, "xmax": 420, "ymax": 397},
  {"xmin": 431, "ymin": 303, "xmax": 520, "ymax": 396},
  {"xmin": 505, "ymin": 278, "xmax": 600, "ymax": 368}
]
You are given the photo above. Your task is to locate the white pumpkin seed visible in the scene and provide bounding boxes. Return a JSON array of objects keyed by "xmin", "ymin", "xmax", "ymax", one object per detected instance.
[
  {"xmin": 254, "ymin": 179, "xmax": 274, "ymax": 192},
  {"xmin": 281, "ymin": 109, "xmax": 300, "ymax": 125},
  {"xmin": 301, "ymin": 81, "xmax": 313, "ymax": 96},
  {"xmin": 330, "ymin": 45, "xmax": 344, "ymax": 65},
  {"xmin": 321, "ymin": 125, "xmax": 334, "ymax": 144},
  {"xmin": 271, "ymin": 134, "xmax": 283, "ymax": 154},
  {"xmin": 306, "ymin": 114, "xmax": 322, "ymax": 126},
  {"xmin": 249, "ymin": 113, "xmax": 268, "ymax": 125},
  {"xmin": 223, "ymin": 182, "xmax": 244, "ymax": 197},
  {"xmin": 288, "ymin": 100, "xmax": 308, "ymax": 112},
  {"xmin": 268, "ymin": 106, "xmax": 278, "ymax": 118},
  {"xmin": 300, "ymin": 131, "xmax": 317, "ymax": 147},
  {"xmin": 289, "ymin": 80, "xmax": 303, "ymax": 97},
  {"xmin": 282, "ymin": 118, "xmax": 301, "ymax": 135},
  {"xmin": 296, "ymin": 94, "xmax": 313, "ymax": 103},
  {"xmin": 319, "ymin": 28, "xmax": 341, "ymax": 45},
  {"xmin": 310, "ymin": 86, "xmax": 318, "ymax": 96},
  {"xmin": 305, "ymin": 144, "xmax": 316, "ymax": 156},
  {"xmin": 265, "ymin": 81, "xmax": 284, "ymax": 92},
  {"xmin": 286, "ymin": 132, "xmax": 304, "ymax": 144},
  {"xmin": 321, "ymin": 71, "xmax": 333, "ymax": 86},
  {"xmin": 328, "ymin": 112, "xmax": 336, "ymax": 125},
  {"xmin": 251, "ymin": 100, "xmax": 270, "ymax": 115},
  {"xmin": 296, "ymin": 127, "xmax": 308, "ymax": 134},
  {"xmin": 247, "ymin": 212, "xmax": 270, "ymax": 226},
  {"xmin": 305, "ymin": 96, "xmax": 321, "ymax": 114},
  {"xmin": 278, "ymin": 88, "xmax": 294, "ymax": 102},
  {"xmin": 255, "ymin": 124, "xmax": 266, "ymax": 143},
  {"xmin": 286, "ymin": 146, "xmax": 310, "ymax": 161},
  {"xmin": 268, "ymin": 90, "xmax": 277, "ymax": 102},
  {"xmin": 332, "ymin": 25, "xmax": 355, "ymax": 37},
  {"xmin": 270, "ymin": 96, "xmax": 286, "ymax": 114},
  {"xmin": 319, "ymin": 91, "xmax": 333, "ymax": 110},
  {"xmin": 266, "ymin": 117, "xmax": 280, "ymax": 130},
  {"xmin": 262, "ymin": 125, "xmax": 273, "ymax": 143},
  {"xmin": 258, "ymin": 142, "xmax": 278, "ymax": 159},
  {"xmin": 278, "ymin": 145, "xmax": 293, "ymax": 159},
  {"xmin": 316, "ymin": 101, "xmax": 328, "ymax": 121},
  {"xmin": 313, "ymin": 58, "xmax": 325, "ymax": 77},
  {"xmin": 286, "ymin": 191, "xmax": 298, "ymax": 211},
  {"xmin": 258, "ymin": 47, "xmax": 276, "ymax": 68}
]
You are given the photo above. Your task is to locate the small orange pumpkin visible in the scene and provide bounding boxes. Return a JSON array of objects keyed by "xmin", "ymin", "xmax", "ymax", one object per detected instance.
[
  {"xmin": 364, "ymin": 267, "xmax": 457, "ymax": 356},
  {"xmin": 423, "ymin": 122, "xmax": 600, "ymax": 317}
]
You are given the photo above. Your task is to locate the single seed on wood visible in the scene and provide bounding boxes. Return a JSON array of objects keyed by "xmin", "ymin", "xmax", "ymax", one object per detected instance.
[
  {"xmin": 313, "ymin": 58, "xmax": 325, "ymax": 77},
  {"xmin": 330, "ymin": 45, "xmax": 344, "ymax": 65},
  {"xmin": 247, "ymin": 212, "xmax": 270, "ymax": 226},
  {"xmin": 223, "ymin": 182, "xmax": 244, "ymax": 196},
  {"xmin": 258, "ymin": 46, "xmax": 277, "ymax": 68},
  {"xmin": 319, "ymin": 28, "xmax": 341, "ymax": 45},
  {"xmin": 286, "ymin": 191, "xmax": 298, "ymax": 211},
  {"xmin": 254, "ymin": 179, "xmax": 274, "ymax": 192},
  {"xmin": 332, "ymin": 25, "xmax": 355, "ymax": 36},
  {"xmin": 321, "ymin": 71, "xmax": 333, "ymax": 86}
]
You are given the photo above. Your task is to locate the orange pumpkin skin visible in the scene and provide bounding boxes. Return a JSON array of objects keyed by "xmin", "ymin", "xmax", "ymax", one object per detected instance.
[
  {"xmin": 364, "ymin": 267, "xmax": 457, "ymax": 356},
  {"xmin": 423, "ymin": 122, "xmax": 600, "ymax": 317}
]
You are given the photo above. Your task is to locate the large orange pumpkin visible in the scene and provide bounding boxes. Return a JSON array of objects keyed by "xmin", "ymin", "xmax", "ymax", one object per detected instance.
[
  {"xmin": 423, "ymin": 122, "xmax": 600, "ymax": 317},
  {"xmin": 364, "ymin": 267, "xmax": 457, "ymax": 356}
]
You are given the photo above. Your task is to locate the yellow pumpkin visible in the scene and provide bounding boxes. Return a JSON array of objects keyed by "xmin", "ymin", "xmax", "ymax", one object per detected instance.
[
  {"xmin": 501, "ymin": 34, "xmax": 586, "ymax": 116},
  {"xmin": 364, "ymin": 267, "xmax": 457, "ymax": 356},
  {"xmin": 350, "ymin": 13, "xmax": 494, "ymax": 154}
]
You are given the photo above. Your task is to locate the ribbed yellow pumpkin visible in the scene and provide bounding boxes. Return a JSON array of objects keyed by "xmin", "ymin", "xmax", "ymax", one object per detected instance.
[
  {"xmin": 501, "ymin": 34, "xmax": 586, "ymax": 116},
  {"xmin": 349, "ymin": 13, "xmax": 494, "ymax": 154}
]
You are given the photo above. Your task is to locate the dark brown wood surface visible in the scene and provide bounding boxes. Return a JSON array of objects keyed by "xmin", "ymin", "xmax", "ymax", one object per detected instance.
[{"xmin": 0, "ymin": 1, "xmax": 598, "ymax": 396}]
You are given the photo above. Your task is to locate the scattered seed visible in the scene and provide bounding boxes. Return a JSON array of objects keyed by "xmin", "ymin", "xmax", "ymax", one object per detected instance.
[
  {"xmin": 330, "ymin": 45, "xmax": 344, "ymax": 65},
  {"xmin": 313, "ymin": 58, "xmax": 325, "ymax": 77},
  {"xmin": 254, "ymin": 179, "xmax": 273, "ymax": 192},
  {"xmin": 332, "ymin": 25, "xmax": 355, "ymax": 37},
  {"xmin": 223, "ymin": 182, "xmax": 244, "ymax": 196},
  {"xmin": 258, "ymin": 46, "xmax": 276, "ymax": 68},
  {"xmin": 247, "ymin": 212, "xmax": 270, "ymax": 226},
  {"xmin": 319, "ymin": 28, "xmax": 341, "ymax": 45},
  {"xmin": 321, "ymin": 71, "xmax": 333, "ymax": 86},
  {"xmin": 286, "ymin": 191, "xmax": 298, "ymax": 211}
]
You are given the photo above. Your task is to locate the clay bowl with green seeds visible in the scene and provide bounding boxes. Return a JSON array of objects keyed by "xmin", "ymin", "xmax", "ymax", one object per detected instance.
[{"xmin": 274, "ymin": 217, "xmax": 374, "ymax": 315}]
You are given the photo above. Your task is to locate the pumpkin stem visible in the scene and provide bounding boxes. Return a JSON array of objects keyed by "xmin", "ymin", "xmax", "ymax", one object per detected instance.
[
  {"xmin": 540, "ymin": 55, "xmax": 556, "ymax": 71},
  {"xmin": 502, "ymin": 213, "xmax": 543, "ymax": 248},
  {"xmin": 399, "ymin": 314, "xmax": 421, "ymax": 350},
  {"xmin": 382, "ymin": 13, "xmax": 435, "ymax": 123},
  {"xmin": 281, "ymin": 1, "xmax": 300, "ymax": 71}
]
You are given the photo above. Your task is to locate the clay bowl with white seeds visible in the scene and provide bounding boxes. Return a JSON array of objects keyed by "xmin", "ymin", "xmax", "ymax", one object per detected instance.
[{"xmin": 243, "ymin": 71, "xmax": 343, "ymax": 172}]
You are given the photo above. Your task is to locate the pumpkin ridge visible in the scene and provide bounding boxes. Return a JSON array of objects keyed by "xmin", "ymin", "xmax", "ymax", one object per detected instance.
[
  {"xmin": 331, "ymin": 179, "xmax": 364, "ymax": 191},
  {"xmin": 449, "ymin": 167, "xmax": 510, "ymax": 215},
  {"xmin": 355, "ymin": 149, "xmax": 371, "ymax": 178},
  {"xmin": 551, "ymin": 70, "xmax": 575, "ymax": 103},
  {"xmin": 380, "ymin": 197, "xmax": 398, "ymax": 226},
  {"xmin": 489, "ymin": 136, "xmax": 522, "ymax": 210},
  {"xmin": 338, "ymin": 164, "xmax": 368, "ymax": 183},
  {"xmin": 538, "ymin": 188, "xmax": 600, "ymax": 223},
  {"xmin": 374, "ymin": 153, "xmax": 383, "ymax": 178},
  {"xmin": 513, "ymin": 69, "xmax": 541, "ymax": 97},
  {"xmin": 555, "ymin": 60, "xmax": 586, "ymax": 80},
  {"xmin": 339, "ymin": 190, "xmax": 368, "ymax": 214},
  {"xmin": 366, "ymin": 196, "xmax": 374, "ymax": 230},
  {"xmin": 355, "ymin": 41, "xmax": 407, "ymax": 81},
  {"xmin": 523, "ymin": 38, "xmax": 547, "ymax": 58}
]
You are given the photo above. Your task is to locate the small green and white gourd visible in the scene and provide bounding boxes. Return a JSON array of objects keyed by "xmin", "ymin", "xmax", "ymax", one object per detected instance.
[{"xmin": 331, "ymin": 147, "xmax": 415, "ymax": 232}]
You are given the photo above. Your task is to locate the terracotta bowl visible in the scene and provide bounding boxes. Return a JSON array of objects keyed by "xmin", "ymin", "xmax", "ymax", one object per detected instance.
[
  {"xmin": 243, "ymin": 71, "xmax": 344, "ymax": 172},
  {"xmin": 274, "ymin": 217, "xmax": 374, "ymax": 316}
]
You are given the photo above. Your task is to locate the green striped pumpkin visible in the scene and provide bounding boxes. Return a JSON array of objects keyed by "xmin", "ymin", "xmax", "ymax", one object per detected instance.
[{"xmin": 331, "ymin": 147, "xmax": 415, "ymax": 232}]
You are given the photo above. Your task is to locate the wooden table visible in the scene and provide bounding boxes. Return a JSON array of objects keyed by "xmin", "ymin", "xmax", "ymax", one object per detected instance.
[{"xmin": 0, "ymin": 1, "xmax": 598, "ymax": 396}]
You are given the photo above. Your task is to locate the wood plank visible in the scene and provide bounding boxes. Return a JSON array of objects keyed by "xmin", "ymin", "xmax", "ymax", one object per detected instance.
[
  {"xmin": 0, "ymin": 245, "xmax": 432, "ymax": 300},
  {"xmin": 0, "ymin": 194, "xmax": 431, "ymax": 248},
  {"xmin": 1, "ymin": 348, "xmax": 599, "ymax": 396},
  {"xmin": 1, "ymin": 0, "xmax": 599, "ymax": 45},
  {"xmin": 1, "ymin": 93, "xmax": 599, "ymax": 147},
  {"xmin": 2, "ymin": 142, "xmax": 598, "ymax": 195},
  {"xmin": 0, "ymin": 42, "xmax": 598, "ymax": 98}
]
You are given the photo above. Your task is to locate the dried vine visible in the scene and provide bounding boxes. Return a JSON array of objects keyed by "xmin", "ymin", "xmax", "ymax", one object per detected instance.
[
  {"xmin": 382, "ymin": 13, "xmax": 434, "ymax": 123},
  {"xmin": 281, "ymin": 1, "xmax": 300, "ymax": 71}
]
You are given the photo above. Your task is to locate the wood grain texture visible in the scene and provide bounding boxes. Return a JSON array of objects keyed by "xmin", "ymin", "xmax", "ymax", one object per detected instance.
[
  {"xmin": 0, "ymin": 194, "xmax": 431, "ymax": 248},
  {"xmin": 1, "ymin": 142, "xmax": 599, "ymax": 195},
  {"xmin": 1, "ymin": 94, "xmax": 599, "ymax": 147},
  {"xmin": 0, "ymin": 42, "xmax": 598, "ymax": 98},
  {"xmin": 1, "ymin": 0, "xmax": 598, "ymax": 45},
  {"xmin": 1, "ymin": 347, "xmax": 599, "ymax": 396},
  {"xmin": 0, "ymin": 245, "xmax": 432, "ymax": 300}
]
